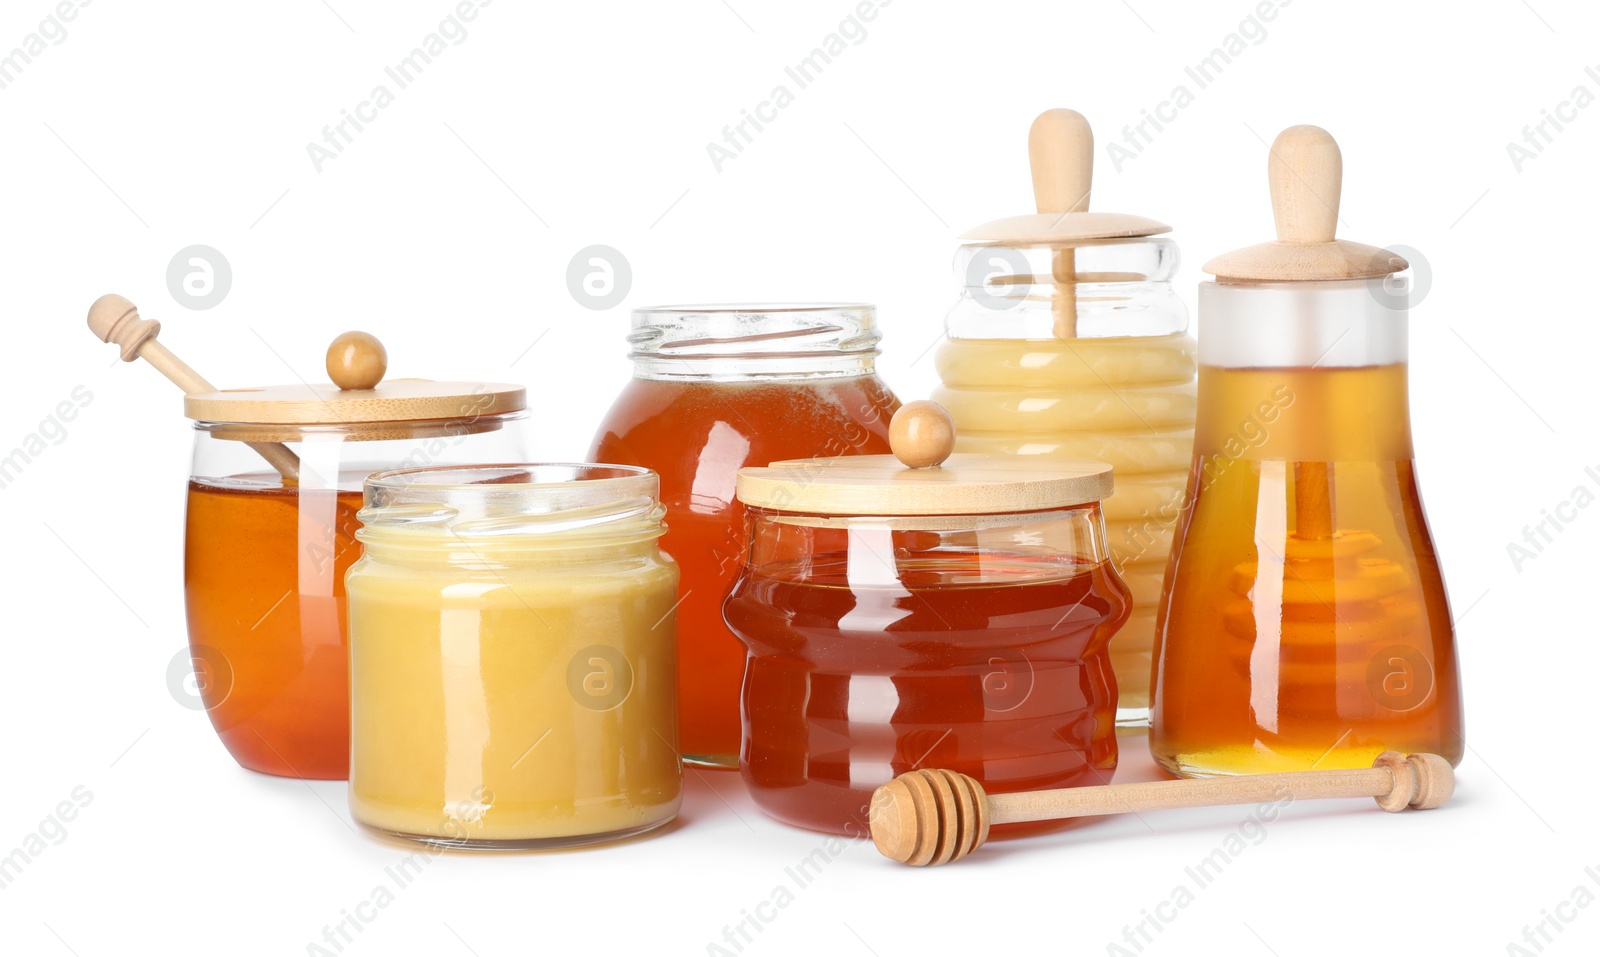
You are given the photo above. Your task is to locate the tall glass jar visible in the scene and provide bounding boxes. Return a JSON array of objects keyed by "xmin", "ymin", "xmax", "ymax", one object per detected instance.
[
  {"xmin": 1150, "ymin": 124, "xmax": 1463, "ymax": 776},
  {"xmin": 346, "ymin": 465, "xmax": 681, "ymax": 849},
  {"xmin": 185, "ymin": 379, "xmax": 527, "ymax": 780},
  {"xmin": 933, "ymin": 238, "xmax": 1195, "ymax": 726},
  {"xmin": 590, "ymin": 304, "xmax": 902, "ymax": 767}
]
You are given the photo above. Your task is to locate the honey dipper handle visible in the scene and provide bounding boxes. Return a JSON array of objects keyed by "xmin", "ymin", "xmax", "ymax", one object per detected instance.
[
  {"xmin": 1029, "ymin": 108, "xmax": 1093, "ymax": 214},
  {"xmin": 87, "ymin": 294, "xmax": 301, "ymax": 483},
  {"xmin": 1269, "ymin": 124, "xmax": 1341, "ymax": 245},
  {"xmin": 986, "ymin": 752, "xmax": 1454, "ymax": 825}
]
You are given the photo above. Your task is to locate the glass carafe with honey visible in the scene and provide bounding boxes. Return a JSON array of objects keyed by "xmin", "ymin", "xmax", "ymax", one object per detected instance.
[
  {"xmin": 933, "ymin": 109, "xmax": 1194, "ymax": 727},
  {"xmin": 1149, "ymin": 126, "xmax": 1463, "ymax": 777}
]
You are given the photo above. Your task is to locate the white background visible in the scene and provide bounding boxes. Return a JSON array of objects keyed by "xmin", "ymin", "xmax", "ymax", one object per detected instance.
[{"xmin": 3, "ymin": 1, "xmax": 1596, "ymax": 954}]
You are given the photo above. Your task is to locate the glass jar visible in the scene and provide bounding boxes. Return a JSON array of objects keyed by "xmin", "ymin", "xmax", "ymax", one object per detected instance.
[
  {"xmin": 933, "ymin": 237, "xmax": 1195, "ymax": 726},
  {"xmin": 346, "ymin": 464, "xmax": 681, "ymax": 849},
  {"xmin": 590, "ymin": 304, "xmax": 902, "ymax": 767},
  {"xmin": 184, "ymin": 384, "xmax": 527, "ymax": 780},
  {"xmin": 726, "ymin": 449, "xmax": 1130, "ymax": 835},
  {"xmin": 1150, "ymin": 280, "xmax": 1463, "ymax": 775}
]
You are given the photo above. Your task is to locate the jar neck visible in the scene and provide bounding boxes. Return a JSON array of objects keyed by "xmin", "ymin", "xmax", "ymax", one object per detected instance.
[
  {"xmin": 1198, "ymin": 280, "xmax": 1408, "ymax": 367},
  {"xmin": 357, "ymin": 530, "xmax": 665, "ymax": 568},
  {"xmin": 627, "ymin": 304, "xmax": 882, "ymax": 382},
  {"xmin": 948, "ymin": 237, "xmax": 1188, "ymax": 340}
]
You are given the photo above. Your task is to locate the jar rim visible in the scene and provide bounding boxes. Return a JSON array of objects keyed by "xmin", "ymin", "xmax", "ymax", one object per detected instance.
[
  {"xmin": 633, "ymin": 302, "xmax": 872, "ymax": 315},
  {"xmin": 359, "ymin": 463, "xmax": 664, "ymax": 539}
]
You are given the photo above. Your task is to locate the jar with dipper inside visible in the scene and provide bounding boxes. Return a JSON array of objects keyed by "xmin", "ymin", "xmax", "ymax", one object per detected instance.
[
  {"xmin": 591, "ymin": 304, "xmax": 901, "ymax": 768},
  {"xmin": 88, "ymin": 295, "xmax": 529, "ymax": 780},
  {"xmin": 931, "ymin": 110, "xmax": 1195, "ymax": 727},
  {"xmin": 725, "ymin": 401, "xmax": 1130, "ymax": 836},
  {"xmin": 1149, "ymin": 127, "xmax": 1464, "ymax": 776}
]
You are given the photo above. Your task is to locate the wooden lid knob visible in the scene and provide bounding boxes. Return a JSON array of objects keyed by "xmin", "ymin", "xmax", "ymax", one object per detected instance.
[
  {"xmin": 1029, "ymin": 108, "xmax": 1093, "ymax": 215},
  {"xmin": 87, "ymin": 293, "xmax": 160, "ymax": 362},
  {"xmin": 326, "ymin": 331, "xmax": 387, "ymax": 391},
  {"xmin": 889, "ymin": 401, "xmax": 956, "ymax": 469},
  {"xmin": 870, "ymin": 768, "xmax": 990, "ymax": 866}
]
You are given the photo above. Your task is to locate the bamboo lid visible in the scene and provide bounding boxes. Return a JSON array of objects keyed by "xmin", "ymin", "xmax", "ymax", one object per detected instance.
[
  {"xmin": 735, "ymin": 401, "xmax": 1113, "ymax": 515},
  {"xmin": 959, "ymin": 109, "xmax": 1169, "ymax": 246},
  {"xmin": 180, "ymin": 331, "xmax": 525, "ymax": 425},
  {"xmin": 1203, "ymin": 125, "xmax": 1406, "ymax": 282}
]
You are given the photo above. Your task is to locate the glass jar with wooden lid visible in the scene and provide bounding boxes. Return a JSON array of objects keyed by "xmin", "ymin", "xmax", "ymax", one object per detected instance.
[{"xmin": 725, "ymin": 401, "xmax": 1130, "ymax": 835}]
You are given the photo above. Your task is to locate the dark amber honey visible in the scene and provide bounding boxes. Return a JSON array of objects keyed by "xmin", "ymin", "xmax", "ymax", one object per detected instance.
[{"xmin": 725, "ymin": 551, "xmax": 1128, "ymax": 834}]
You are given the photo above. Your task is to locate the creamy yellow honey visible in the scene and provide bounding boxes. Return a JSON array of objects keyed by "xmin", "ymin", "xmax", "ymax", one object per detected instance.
[{"xmin": 933, "ymin": 333, "xmax": 1197, "ymax": 719}]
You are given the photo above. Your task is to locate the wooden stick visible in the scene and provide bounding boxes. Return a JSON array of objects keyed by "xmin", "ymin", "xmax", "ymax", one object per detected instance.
[
  {"xmin": 1293, "ymin": 461, "xmax": 1335, "ymax": 540},
  {"xmin": 1028, "ymin": 109, "xmax": 1093, "ymax": 339},
  {"xmin": 870, "ymin": 750, "xmax": 1453, "ymax": 866},
  {"xmin": 88, "ymin": 294, "xmax": 301, "ymax": 483}
]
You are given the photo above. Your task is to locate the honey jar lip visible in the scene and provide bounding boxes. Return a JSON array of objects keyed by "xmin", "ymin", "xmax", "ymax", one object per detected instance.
[
  {"xmin": 365, "ymin": 462, "xmax": 655, "ymax": 491},
  {"xmin": 359, "ymin": 464, "xmax": 665, "ymax": 536}
]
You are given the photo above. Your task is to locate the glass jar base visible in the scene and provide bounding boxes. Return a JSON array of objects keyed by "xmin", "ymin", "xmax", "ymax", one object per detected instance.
[
  {"xmin": 684, "ymin": 753, "xmax": 739, "ymax": 770},
  {"xmin": 1151, "ymin": 742, "xmax": 1464, "ymax": 779},
  {"xmin": 357, "ymin": 815, "xmax": 675, "ymax": 851}
]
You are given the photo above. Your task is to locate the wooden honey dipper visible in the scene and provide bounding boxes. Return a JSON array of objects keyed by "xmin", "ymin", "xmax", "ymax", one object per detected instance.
[
  {"xmin": 869, "ymin": 750, "xmax": 1453, "ymax": 866},
  {"xmin": 88, "ymin": 294, "xmax": 303, "ymax": 482}
]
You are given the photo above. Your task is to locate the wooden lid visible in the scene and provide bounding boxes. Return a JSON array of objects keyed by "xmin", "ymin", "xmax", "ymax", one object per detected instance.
[
  {"xmin": 735, "ymin": 401, "xmax": 1113, "ymax": 515},
  {"xmin": 183, "ymin": 331, "xmax": 525, "ymax": 424},
  {"xmin": 1204, "ymin": 125, "xmax": 1406, "ymax": 282},
  {"xmin": 960, "ymin": 109, "xmax": 1170, "ymax": 246},
  {"xmin": 184, "ymin": 379, "xmax": 526, "ymax": 424}
]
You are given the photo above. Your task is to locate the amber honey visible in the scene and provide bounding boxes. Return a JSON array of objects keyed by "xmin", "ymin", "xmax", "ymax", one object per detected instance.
[
  {"xmin": 1150, "ymin": 364, "xmax": 1463, "ymax": 775},
  {"xmin": 725, "ymin": 550, "xmax": 1127, "ymax": 835},
  {"xmin": 184, "ymin": 472, "xmax": 365, "ymax": 779},
  {"xmin": 592, "ymin": 377, "xmax": 898, "ymax": 765}
]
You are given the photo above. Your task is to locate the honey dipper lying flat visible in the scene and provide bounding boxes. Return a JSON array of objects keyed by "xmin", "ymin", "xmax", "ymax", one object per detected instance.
[{"xmin": 869, "ymin": 751, "xmax": 1453, "ymax": 866}]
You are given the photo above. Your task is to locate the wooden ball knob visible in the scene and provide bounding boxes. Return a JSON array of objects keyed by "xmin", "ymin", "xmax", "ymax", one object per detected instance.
[
  {"xmin": 890, "ymin": 401, "xmax": 956, "ymax": 469},
  {"xmin": 326, "ymin": 331, "xmax": 387, "ymax": 390}
]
